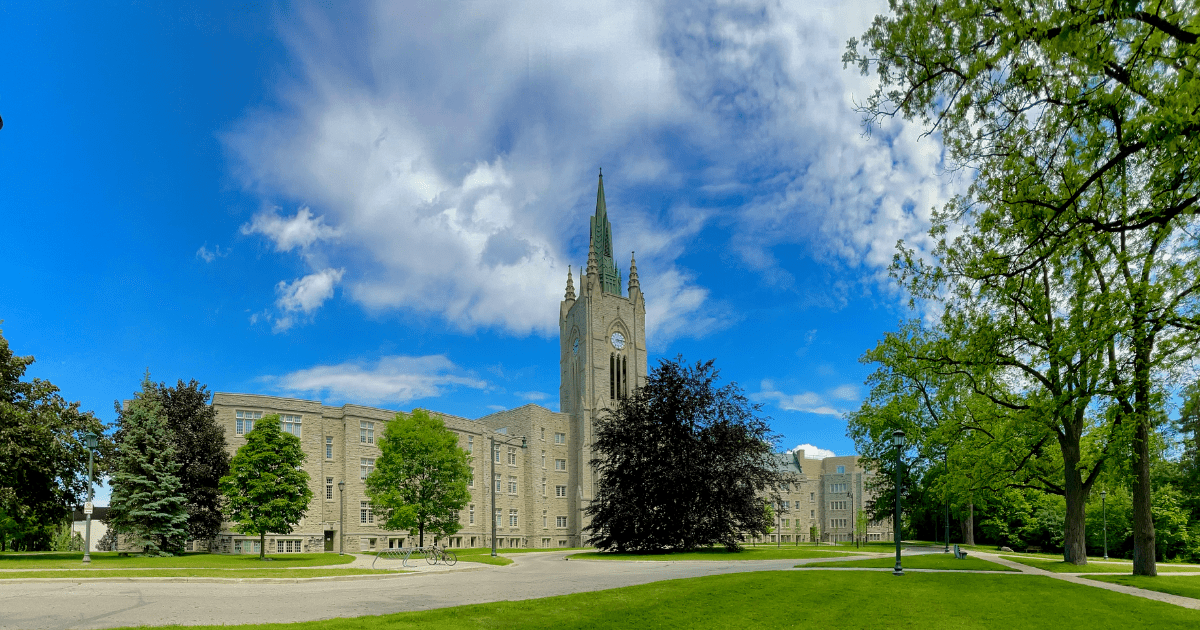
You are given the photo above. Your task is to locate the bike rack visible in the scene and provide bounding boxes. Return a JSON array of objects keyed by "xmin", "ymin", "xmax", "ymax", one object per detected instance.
[{"xmin": 372, "ymin": 547, "xmax": 419, "ymax": 568}]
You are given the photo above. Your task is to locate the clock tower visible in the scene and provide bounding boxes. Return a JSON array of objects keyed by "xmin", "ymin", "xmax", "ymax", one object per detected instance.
[{"xmin": 559, "ymin": 170, "xmax": 647, "ymax": 538}]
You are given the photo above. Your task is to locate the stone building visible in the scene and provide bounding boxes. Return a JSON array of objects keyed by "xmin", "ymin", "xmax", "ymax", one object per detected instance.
[{"xmin": 208, "ymin": 173, "xmax": 891, "ymax": 553}]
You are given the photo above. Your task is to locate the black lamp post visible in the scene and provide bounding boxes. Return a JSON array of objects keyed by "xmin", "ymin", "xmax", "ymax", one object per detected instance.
[
  {"xmin": 82, "ymin": 431, "xmax": 98, "ymax": 564},
  {"xmin": 892, "ymin": 429, "xmax": 906, "ymax": 576},
  {"xmin": 338, "ymin": 481, "xmax": 346, "ymax": 555},
  {"xmin": 490, "ymin": 434, "xmax": 527, "ymax": 557},
  {"xmin": 1101, "ymin": 490, "xmax": 1108, "ymax": 560}
]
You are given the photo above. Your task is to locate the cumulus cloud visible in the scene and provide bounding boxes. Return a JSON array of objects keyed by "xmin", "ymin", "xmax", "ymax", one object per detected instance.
[
  {"xmin": 270, "ymin": 355, "xmax": 487, "ymax": 404},
  {"xmin": 227, "ymin": 0, "xmax": 956, "ymax": 340},
  {"xmin": 514, "ymin": 391, "xmax": 549, "ymax": 401},
  {"xmin": 272, "ymin": 268, "xmax": 345, "ymax": 332},
  {"xmin": 752, "ymin": 379, "xmax": 860, "ymax": 416},
  {"xmin": 787, "ymin": 443, "xmax": 836, "ymax": 459}
]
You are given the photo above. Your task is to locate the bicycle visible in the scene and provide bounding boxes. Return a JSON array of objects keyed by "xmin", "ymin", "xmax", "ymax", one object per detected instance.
[{"xmin": 424, "ymin": 545, "xmax": 457, "ymax": 566}]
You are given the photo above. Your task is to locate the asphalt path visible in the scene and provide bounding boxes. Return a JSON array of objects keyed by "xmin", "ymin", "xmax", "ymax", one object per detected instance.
[{"xmin": 0, "ymin": 552, "xmax": 837, "ymax": 630}]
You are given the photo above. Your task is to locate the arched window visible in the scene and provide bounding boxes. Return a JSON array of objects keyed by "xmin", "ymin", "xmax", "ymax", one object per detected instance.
[{"xmin": 609, "ymin": 352, "xmax": 628, "ymax": 400}]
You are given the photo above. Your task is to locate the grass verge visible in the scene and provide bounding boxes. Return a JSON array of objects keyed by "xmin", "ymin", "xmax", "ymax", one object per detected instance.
[
  {"xmin": 0, "ymin": 552, "xmax": 355, "ymax": 570},
  {"xmin": 0, "ymin": 568, "xmax": 394, "ymax": 580},
  {"xmin": 1085, "ymin": 575, "xmax": 1200, "ymax": 599},
  {"xmin": 804, "ymin": 554, "xmax": 1017, "ymax": 571},
  {"xmin": 105, "ymin": 570, "xmax": 1200, "ymax": 630},
  {"xmin": 1003, "ymin": 557, "xmax": 1200, "ymax": 573},
  {"xmin": 570, "ymin": 547, "xmax": 851, "ymax": 561}
]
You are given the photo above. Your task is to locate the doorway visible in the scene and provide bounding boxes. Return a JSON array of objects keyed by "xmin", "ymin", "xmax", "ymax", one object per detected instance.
[{"xmin": 324, "ymin": 530, "xmax": 335, "ymax": 552}]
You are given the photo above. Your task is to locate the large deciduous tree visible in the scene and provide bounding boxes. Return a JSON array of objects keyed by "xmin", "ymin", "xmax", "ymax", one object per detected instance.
[
  {"xmin": 107, "ymin": 374, "xmax": 189, "ymax": 556},
  {"xmin": 585, "ymin": 357, "xmax": 784, "ymax": 552},
  {"xmin": 220, "ymin": 414, "xmax": 311, "ymax": 560},
  {"xmin": 0, "ymin": 327, "xmax": 109, "ymax": 551},
  {"xmin": 364, "ymin": 409, "xmax": 471, "ymax": 547},
  {"xmin": 155, "ymin": 379, "xmax": 230, "ymax": 543},
  {"xmin": 846, "ymin": 0, "xmax": 1200, "ymax": 575}
]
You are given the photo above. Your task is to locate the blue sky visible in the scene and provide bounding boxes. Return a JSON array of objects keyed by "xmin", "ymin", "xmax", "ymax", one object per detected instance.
[{"xmin": 2, "ymin": 0, "xmax": 966, "ymax": 496}]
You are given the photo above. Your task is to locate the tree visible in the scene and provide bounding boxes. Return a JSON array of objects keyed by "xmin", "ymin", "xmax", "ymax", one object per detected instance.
[
  {"xmin": 107, "ymin": 374, "xmax": 189, "ymax": 556},
  {"xmin": 155, "ymin": 379, "xmax": 230, "ymax": 543},
  {"xmin": 585, "ymin": 357, "xmax": 784, "ymax": 552},
  {"xmin": 845, "ymin": 0, "xmax": 1200, "ymax": 576},
  {"xmin": 220, "ymin": 414, "xmax": 312, "ymax": 560},
  {"xmin": 0, "ymin": 327, "xmax": 109, "ymax": 551},
  {"xmin": 364, "ymin": 409, "xmax": 471, "ymax": 547}
]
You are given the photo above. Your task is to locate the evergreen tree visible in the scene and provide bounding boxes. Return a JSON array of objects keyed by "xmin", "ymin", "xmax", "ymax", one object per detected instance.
[
  {"xmin": 107, "ymin": 374, "xmax": 188, "ymax": 556},
  {"xmin": 585, "ymin": 357, "xmax": 784, "ymax": 552},
  {"xmin": 156, "ymin": 379, "xmax": 230, "ymax": 543},
  {"xmin": 220, "ymin": 414, "xmax": 311, "ymax": 560},
  {"xmin": 365, "ymin": 409, "xmax": 471, "ymax": 547}
]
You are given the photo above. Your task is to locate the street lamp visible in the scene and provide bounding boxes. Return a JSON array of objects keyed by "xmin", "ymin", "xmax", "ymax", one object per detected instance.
[
  {"xmin": 1101, "ymin": 490, "xmax": 1108, "ymax": 560},
  {"xmin": 82, "ymin": 431, "xmax": 98, "ymax": 564},
  {"xmin": 892, "ymin": 429, "xmax": 906, "ymax": 576},
  {"xmin": 490, "ymin": 434, "xmax": 527, "ymax": 557},
  {"xmin": 338, "ymin": 481, "xmax": 346, "ymax": 555}
]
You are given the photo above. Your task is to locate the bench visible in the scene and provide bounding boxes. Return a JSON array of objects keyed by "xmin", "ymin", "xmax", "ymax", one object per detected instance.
[
  {"xmin": 953, "ymin": 544, "xmax": 969, "ymax": 559},
  {"xmin": 1026, "ymin": 546, "xmax": 1042, "ymax": 554}
]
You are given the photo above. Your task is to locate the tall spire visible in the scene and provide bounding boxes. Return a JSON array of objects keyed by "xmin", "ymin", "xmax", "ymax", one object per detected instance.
[
  {"xmin": 627, "ymin": 251, "xmax": 640, "ymax": 293},
  {"xmin": 565, "ymin": 265, "xmax": 576, "ymax": 300},
  {"xmin": 588, "ymin": 169, "xmax": 622, "ymax": 295},
  {"xmin": 595, "ymin": 167, "xmax": 607, "ymax": 220}
]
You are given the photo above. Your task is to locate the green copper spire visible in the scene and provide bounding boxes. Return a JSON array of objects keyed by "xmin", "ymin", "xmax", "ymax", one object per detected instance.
[{"xmin": 589, "ymin": 169, "xmax": 622, "ymax": 296}]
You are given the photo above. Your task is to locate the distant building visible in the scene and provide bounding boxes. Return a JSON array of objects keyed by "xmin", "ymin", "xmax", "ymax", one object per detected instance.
[
  {"xmin": 70, "ymin": 506, "xmax": 109, "ymax": 552},
  {"xmin": 208, "ymin": 173, "xmax": 890, "ymax": 553}
]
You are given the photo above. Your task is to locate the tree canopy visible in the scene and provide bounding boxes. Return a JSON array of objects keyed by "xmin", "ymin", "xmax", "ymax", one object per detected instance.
[
  {"xmin": 156, "ymin": 379, "xmax": 229, "ymax": 542},
  {"xmin": 219, "ymin": 414, "xmax": 312, "ymax": 559},
  {"xmin": 364, "ymin": 409, "xmax": 471, "ymax": 547},
  {"xmin": 585, "ymin": 357, "xmax": 784, "ymax": 553}
]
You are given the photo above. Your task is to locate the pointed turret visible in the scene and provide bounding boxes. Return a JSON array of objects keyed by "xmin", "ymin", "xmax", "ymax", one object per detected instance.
[
  {"xmin": 627, "ymin": 251, "xmax": 640, "ymax": 294},
  {"xmin": 565, "ymin": 265, "xmax": 576, "ymax": 301}
]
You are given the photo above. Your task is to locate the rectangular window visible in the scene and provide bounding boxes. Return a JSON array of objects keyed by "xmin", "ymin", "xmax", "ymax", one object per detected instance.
[
  {"xmin": 325, "ymin": 436, "xmax": 333, "ymax": 459},
  {"xmin": 494, "ymin": 444, "xmax": 500, "ymax": 463},
  {"xmin": 508, "ymin": 447, "xmax": 517, "ymax": 465},
  {"xmin": 360, "ymin": 501, "xmax": 374, "ymax": 524},
  {"xmin": 508, "ymin": 476, "xmax": 518, "ymax": 494},
  {"xmin": 837, "ymin": 465, "xmax": 846, "ymax": 474},
  {"xmin": 360, "ymin": 421, "xmax": 374, "ymax": 444},
  {"xmin": 811, "ymin": 510, "xmax": 815, "ymax": 518},
  {"xmin": 555, "ymin": 485, "xmax": 567, "ymax": 497},
  {"xmin": 360, "ymin": 458, "xmax": 375, "ymax": 479},
  {"xmin": 556, "ymin": 516, "xmax": 568, "ymax": 528},
  {"xmin": 542, "ymin": 451, "xmax": 546, "ymax": 468},
  {"xmin": 543, "ymin": 517, "xmax": 547, "ymax": 528},
  {"xmin": 783, "ymin": 519, "xmax": 790, "ymax": 527},
  {"xmin": 281, "ymin": 414, "xmax": 302, "ymax": 437},
  {"xmin": 495, "ymin": 474, "xmax": 502, "ymax": 493},
  {"xmin": 781, "ymin": 483, "xmax": 790, "ymax": 492},
  {"xmin": 810, "ymin": 492, "xmax": 815, "ymax": 501},
  {"xmin": 496, "ymin": 509, "xmax": 503, "ymax": 528},
  {"xmin": 541, "ymin": 479, "xmax": 546, "ymax": 496},
  {"xmin": 554, "ymin": 432, "xmax": 565, "ymax": 444},
  {"xmin": 509, "ymin": 509, "xmax": 518, "ymax": 527},
  {"xmin": 467, "ymin": 436, "xmax": 473, "ymax": 453},
  {"xmin": 469, "ymin": 505, "xmax": 475, "ymax": 524},
  {"xmin": 235, "ymin": 410, "xmax": 261, "ymax": 435},
  {"xmin": 469, "ymin": 472, "xmax": 474, "ymax": 488},
  {"xmin": 541, "ymin": 427, "xmax": 546, "ymax": 440},
  {"xmin": 783, "ymin": 501, "xmax": 790, "ymax": 509},
  {"xmin": 555, "ymin": 459, "xmax": 566, "ymax": 471},
  {"xmin": 326, "ymin": 477, "xmax": 334, "ymax": 500}
]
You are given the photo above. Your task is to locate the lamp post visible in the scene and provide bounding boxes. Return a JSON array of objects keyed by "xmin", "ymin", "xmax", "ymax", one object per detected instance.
[
  {"xmin": 1101, "ymin": 490, "xmax": 1108, "ymax": 560},
  {"xmin": 777, "ymin": 502, "xmax": 782, "ymax": 548},
  {"xmin": 338, "ymin": 481, "xmax": 345, "ymax": 555},
  {"xmin": 82, "ymin": 431, "xmax": 98, "ymax": 564},
  {"xmin": 490, "ymin": 434, "xmax": 527, "ymax": 557},
  {"xmin": 892, "ymin": 429, "xmax": 906, "ymax": 576}
]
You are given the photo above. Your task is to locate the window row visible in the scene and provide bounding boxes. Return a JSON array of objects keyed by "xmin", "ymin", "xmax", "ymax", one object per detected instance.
[
  {"xmin": 830, "ymin": 500, "xmax": 849, "ymax": 510},
  {"xmin": 234, "ymin": 410, "xmax": 301, "ymax": 437},
  {"xmin": 275, "ymin": 539, "xmax": 303, "ymax": 553},
  {"xmin": 361, "ymin": 501, "xmax": 374, "ymax": 524},
  {"xmin": 829, "ymin": 483, "xmax": 847, "ymax": 493},
  {"xmin": 830, "ymin": 518, "xmax": 848, "ymax": 529}
]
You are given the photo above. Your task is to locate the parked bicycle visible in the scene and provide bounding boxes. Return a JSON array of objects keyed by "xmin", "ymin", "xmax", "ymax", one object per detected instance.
[{"xmin": 424, "ymin": 545, "xmax": 457, "ymax": 566}]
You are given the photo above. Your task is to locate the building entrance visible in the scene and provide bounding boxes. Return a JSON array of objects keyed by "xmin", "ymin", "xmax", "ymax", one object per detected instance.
[{"xmin": 324, "ymin": 530, "xmax": 334, "ymax": 552}]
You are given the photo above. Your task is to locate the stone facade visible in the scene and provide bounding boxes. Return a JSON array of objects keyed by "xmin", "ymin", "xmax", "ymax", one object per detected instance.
[{"xmin": 207, "ymin": 173, "xmax": 890, "ymax": 552}]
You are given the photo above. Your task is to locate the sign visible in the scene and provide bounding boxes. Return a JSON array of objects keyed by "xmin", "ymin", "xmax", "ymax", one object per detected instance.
[{"xmin": 84, "ymin": 502, "xmax": 93, "ymax": 515}]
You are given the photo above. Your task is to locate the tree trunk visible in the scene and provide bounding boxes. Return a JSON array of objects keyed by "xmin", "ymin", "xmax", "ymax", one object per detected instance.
[
  {"xmin": 259, "ymin": 531, "xmax": 266, "ymax": 560},
  {"xmin": 1132, "ymin": 375, "xmax": 1157, "ymax": 576},
  {"xmin": 419, "ymin": 524, "xmax": 424, "ymax": 548},
  {"xmin": 1059, "ymin": 435, "xmax": 1088, "ymax": 565}
]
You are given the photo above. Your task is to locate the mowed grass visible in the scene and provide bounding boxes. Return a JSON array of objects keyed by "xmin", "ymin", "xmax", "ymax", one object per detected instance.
[
  {"xmin": 0, "ymin": 568, "xmax": 394, "ymax": 580},
  {"xmin": 0, "ymin": 552, "xmax": 355, "ymax": 570},
  {"xmin": 1086, "ymin": 575, "xmax": 1200, "ymax": 599},
  {"xmin": 570, "ymin": 547, "xmax": 853, "ymax": 561},
  {"xmin": 105, "ymin": 570, "xmax": 1200, "ymax": 630},
  {"xmin": 805, "ymin": 554, "xmax": 1017, "ymax": 572},
  {"xmin": 1004, "ymin": 556, "xmax": 1200, "ymax": 573}
]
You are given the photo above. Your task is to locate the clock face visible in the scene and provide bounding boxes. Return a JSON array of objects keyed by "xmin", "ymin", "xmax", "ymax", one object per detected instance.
[
  {"xmin": 610, "ymin": 332, "xmax": 626, "ymax": 350},
  {"xmin": 572, "ymin": 338, "xmax": 579, "ymax": 355}
]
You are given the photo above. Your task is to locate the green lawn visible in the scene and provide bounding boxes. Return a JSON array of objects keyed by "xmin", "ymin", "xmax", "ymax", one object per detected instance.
[
  {"xmin": 1086, "ymin": 575, "xmax": 1200, "ymax": 600},
  {"xmin": 570, "ymin": 547, "xmax": 856, "ymax": 561},
  {"xmin": 0, "ymin": 568, "xmax": 394, "ymax": 580},
  {"xmin": 1004, "ymin": 556, "xmax": 1200, "ymax": 573},
  {"xmin": 0, "ymin": 552, "xmax": 355, "ymax": 570},
  {"xmin": 105, "ymin": 570, "xmax": 1200, "ymax": 630},
  {"xmin": 804, "ymin": 554, "xmax": 1017, "ymax": 571}
]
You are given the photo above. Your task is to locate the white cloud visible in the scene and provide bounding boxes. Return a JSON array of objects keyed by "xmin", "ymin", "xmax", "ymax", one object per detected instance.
[
  {"xmin": 787, "ymin": 443, "xmax": 836, "ymax": 459},
  {"xmin": 828, "ymin": 384, "xmax": 859, "ymax": 401},
  {"xmin": 242, "ymin": 206, "xmax": 342, "ymax": 252},
  {"xmin": 752, "ymin": 379, "xmax": 860, "ymax": 416},
  {"xmin": 270, "ymin": 355, "xmax": 487, "ymax": 404},
  {"xmin": 514, "ymin": 391, "xmax": 549, "ymax": 401},
  {"xmin": 272, "ymin": 268, "xmax": 345, "ymax": 332},
  {"xmin": 196, "ymin": 243, "xmax": 229, "ymax": 263}
]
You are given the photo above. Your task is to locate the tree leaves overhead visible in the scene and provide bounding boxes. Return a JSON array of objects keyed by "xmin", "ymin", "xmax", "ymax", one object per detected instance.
[
  {"xmin": 364, "ymin": 409, "xmax": 471, "ymax": 547},
  {"xmin": 585, "ymin": 357, "xmax": 784, "ymax": 553}
]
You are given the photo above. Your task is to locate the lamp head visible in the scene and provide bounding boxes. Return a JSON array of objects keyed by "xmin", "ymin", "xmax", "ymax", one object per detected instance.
[
  {"xmin": 83, "ymin": 432, "xmax": 98, "ymax": 449},
  {"xmin": 338, "ymin": 481, "xmax": 345, "ymax": 491},
  {"xmin": 892, "ymin": 429, "xmax": 906, "ymax": 447},
  {"xmin": 521, "ymin": 437, "xmax": 527, "ymax": 448},
  {"xmin": 1101, "ymin": 490, "xmax": 1106, "ymax": 499}
]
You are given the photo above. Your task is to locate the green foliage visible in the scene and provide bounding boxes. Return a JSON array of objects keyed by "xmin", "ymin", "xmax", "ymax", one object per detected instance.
[
  {"xmin": 107, "ymin": 373, "xmax": 189, "ymax": 556},
  {"xmin": 0, "ymin": 326, "xmax": 109, "ymax": 551},
  {"xmin": 156, "ymin": 379, "xmax": 230, "ymax": 542},
  {"xmin": 364, "ymin": 409, "xmax": 471, "ymax": 547},
  {"xmin": 220, "ymin": 414, "xmax": 312, "ymax": 560},
  {"xmin": 585, "ymin": 357, "xmax": 784, "ymax": 552}
]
